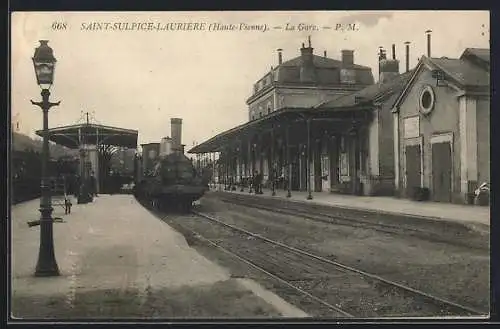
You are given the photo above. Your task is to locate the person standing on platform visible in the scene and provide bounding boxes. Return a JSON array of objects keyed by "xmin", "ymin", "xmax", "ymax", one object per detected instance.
[
  {"xmin": 255, "ymin": 171, "xmax": 263, "ymax": 194},
  {"xmin": 74, "ymin": 175, "xmax": 80, "ymax": 198},
  {"xmin": 90, "ymin": 171, "xmax": 98, "ymax": 197},
  {"xmin": 251, "ymin": 171, "xmax": 257, "ymax": 194}
]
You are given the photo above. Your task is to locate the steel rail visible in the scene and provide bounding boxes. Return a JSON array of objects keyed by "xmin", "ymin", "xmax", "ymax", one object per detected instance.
[
  {"xmin": 161, "ymin": 214, "xmax": 354, "ymax": 318},
  {"xmin": 223, "ymin": 197, "xmax": 422, "ymax": 232},
  {"xmin": 192, "ymin": 210, "xmax": 485, "ymax": 316},
  {"xmin": 219, "ymin": 197, "xmax": 488, "ymax": 251}
]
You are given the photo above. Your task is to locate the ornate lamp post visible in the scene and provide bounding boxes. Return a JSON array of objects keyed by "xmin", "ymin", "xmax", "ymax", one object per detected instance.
[{"xmin": 30, "ymin": 40, "xmax": 61, "ymax": 277}]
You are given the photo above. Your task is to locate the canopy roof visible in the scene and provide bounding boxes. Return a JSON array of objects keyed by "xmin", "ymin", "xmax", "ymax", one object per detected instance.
[
  {"xmin": 35, "ymin": 123, "xmax": 138, "ymax": 150},
  {"xmin": 188, "ymin": 105, "xmax": 372, "ymax": 154}
]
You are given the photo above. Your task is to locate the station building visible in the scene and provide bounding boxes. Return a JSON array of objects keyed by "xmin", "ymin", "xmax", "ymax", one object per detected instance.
[
  {"xmin": 189, "ymin": 38, "xmax": 411, "ymax": 197},
  {"xmin": 392, "ymin": 48, "xmax": 490, "ymax": 204},
  {"xmin": 189, "ymin": 36, "xmax": 490, "ymax": 205}
]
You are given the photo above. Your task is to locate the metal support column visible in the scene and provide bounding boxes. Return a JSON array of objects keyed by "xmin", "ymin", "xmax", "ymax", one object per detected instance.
[
  {"xmin": 248, "ymin": 140, "xmax": 254, "ymax": 193},
  {"xmin": 286, "ymin": 123, "xmax": 291, "ymax": 198},
  {"xmin": 214, "ymin": 152, "xmax": 217, "ymax": 190},
  {"xmin": 223, "ymin": 150, "xmax": 228, "ymax": 191},
  {"xmin": 271, "ymin": 127, "xmax": 276, "ymax": 196},
  {"xmin": 306, "ymin": 117, "xmax": 313, "ymax": 200},
  {"xmin": 239, "ymin": 141, "xmax": 244, "ymax": 192},
  {"xmin": 217, "ymin": 152, "xmax": 222, "ymax": 191},
  {"xmin": 231, "ymin": 147, "xmax": 236, "ymax": 191},
  {"xmin": 228, "ymin": 149, "xmax": 232, "ymax": 191},
  {"xmin": 353, "ymin": 130, "xmax": 360, "ymax": 196}
]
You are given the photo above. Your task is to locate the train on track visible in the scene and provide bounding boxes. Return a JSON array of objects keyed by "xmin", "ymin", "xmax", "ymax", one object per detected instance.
[{"xmin": 134, "ymin": 118, "xmax": 209, "ymax": 211}]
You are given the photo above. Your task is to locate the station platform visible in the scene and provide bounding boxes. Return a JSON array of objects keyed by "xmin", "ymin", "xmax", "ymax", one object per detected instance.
[
  {"xmin": 211, "ymin": 185, "xmax": 490, "ymax": 229},
  {"xmin": 11, "ymin": 195, "xmax": 308, "ymax": 319}
]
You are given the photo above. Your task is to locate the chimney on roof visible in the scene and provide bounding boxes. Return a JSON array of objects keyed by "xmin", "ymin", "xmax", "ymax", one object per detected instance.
[
  {"xmin": 277, "ymin": 48, "xmax": 283, "ymax": 65},
  {"xmin": 392, "ymin": 44, "xmax": 396, "ymax": 60},
  {"xmin": 379, "ymin": 46, "xmax": 399, "ymax": 84},
  {"xmin": 404, "ymin": 41, "xmax": 411, "ymax": 72},
  {"xmin": 300, "ymin": 37, "xmax": 315, "ymax": 83},
  {"xmin": 426, "ymin": 30, "xmax": 432, "ymax": 57},
  {"xmin": 341, "ymin": 49, "xmax": 354, "ymax": 67},
  {"xmin": 324, "ymin": 50, "xmax": 327, "ymax": 57}
]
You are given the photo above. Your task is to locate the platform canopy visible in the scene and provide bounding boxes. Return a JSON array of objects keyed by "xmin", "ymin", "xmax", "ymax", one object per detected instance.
[
  {"xmin": 35, "ymin": 123, "xmax": 139, "ymax": 149},
  {"xmin": 188, "ymin": 105, "xmax": 373, "ymax": 154}
]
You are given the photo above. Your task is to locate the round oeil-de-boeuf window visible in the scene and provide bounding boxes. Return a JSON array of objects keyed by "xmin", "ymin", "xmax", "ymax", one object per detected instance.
[{"xmin": 419, "ymin": 85, "xmax": 435, "ymax": 115}]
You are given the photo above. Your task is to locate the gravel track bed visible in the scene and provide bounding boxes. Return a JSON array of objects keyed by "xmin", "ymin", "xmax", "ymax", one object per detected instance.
[
  {"xmin": 196, "ymin": 196, "xmax": 490, "ymax": 314},
  {"xmin": 156, "ymin": 208, "xmax": 477, "ymax": 317},
  {"xmin": 216, "ymin": 193, "xmax": 489, "ymax": 251},
  {"xmin": 151, "ymin": 210, "xmax": 339, "ymax": 317}
]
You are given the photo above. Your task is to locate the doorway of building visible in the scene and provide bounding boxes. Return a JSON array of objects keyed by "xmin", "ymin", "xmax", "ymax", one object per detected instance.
[
  {"xmin": 405, "ymin": 144, "xmax": 422, "ymax": 198},
  {"xmin": 432, "ymin": 141, "xmax": 452, "ymax": 202}
]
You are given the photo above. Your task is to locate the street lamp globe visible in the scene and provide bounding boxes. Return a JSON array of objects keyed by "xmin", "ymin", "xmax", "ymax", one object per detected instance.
[{"xmin": 32, "ymin": 40, "xmax": 57, "ymax": 89}]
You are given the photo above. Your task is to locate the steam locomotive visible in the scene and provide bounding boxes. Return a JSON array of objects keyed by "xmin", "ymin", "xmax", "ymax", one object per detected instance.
[
  {"xmin": 134, "ymin": 152, "xmax": 209, "ymax": 211},
  {"xmin": 134, "ymin": 118, "xmax": 209, "ymax": 211}
]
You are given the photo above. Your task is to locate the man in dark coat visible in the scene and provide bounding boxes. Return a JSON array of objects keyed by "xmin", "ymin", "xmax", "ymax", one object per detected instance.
[
  {"xmin": 89, "ymin": 172, "xmax": 98, "ymax": 197},
  {"xmin": 255, "ymin": 171, "xmax": 263, "ymax": 194}
]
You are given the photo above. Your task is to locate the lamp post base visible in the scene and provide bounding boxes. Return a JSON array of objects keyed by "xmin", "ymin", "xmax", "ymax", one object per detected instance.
[
  {"xmin": 35, "ymin": 263, "xmax": 60, "ymax": 277},
  {"xmin": 35, "ymin": 206, "xmax": 60, "ymax": 277}
]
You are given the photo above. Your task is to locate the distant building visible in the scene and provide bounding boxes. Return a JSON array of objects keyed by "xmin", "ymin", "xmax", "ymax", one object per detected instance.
[
  {"xmin": 110, "ymin": 148, "xmax": 136, "ymax": 174},
  {"xmin": 392, "ymin": 48, "xmax": 490, "ymax": 204},
  {"xmin": 140, "ymin": 142, "xmax": 160, "ymax": 176},
  {"xmin": 246, "ymin": 37, "xmax": 374, "ymax": 121},
  {"xmin": 315, "ymin": 45, "xmax": 411, "ymax": 195}
]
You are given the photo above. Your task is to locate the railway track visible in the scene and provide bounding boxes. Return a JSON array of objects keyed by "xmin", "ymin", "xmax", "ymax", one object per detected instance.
[
  {"xmin": 189, "ymin": 210, "xmax": 485, "ymax": 318},
  {"xmin": 150, "ymin": 199, "xmax": 485, "ymax": 318},
  {"xmin": 137, "ymin": 195, "xmax": 487, "ymax": 317},
  {"xmin": 217, "ymin": 195, "xmax": 489, "ymax": 251}
]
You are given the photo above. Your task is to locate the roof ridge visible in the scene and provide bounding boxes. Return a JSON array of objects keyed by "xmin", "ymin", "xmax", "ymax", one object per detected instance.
[{"xmin": 279, "ymin": 53, "xmax": 371, "ymax": 69}]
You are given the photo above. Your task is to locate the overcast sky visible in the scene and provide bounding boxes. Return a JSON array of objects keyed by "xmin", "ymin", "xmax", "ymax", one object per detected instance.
[{"xmin": 11, "ymin": 11, "xmax": 489, "ymax": 150}]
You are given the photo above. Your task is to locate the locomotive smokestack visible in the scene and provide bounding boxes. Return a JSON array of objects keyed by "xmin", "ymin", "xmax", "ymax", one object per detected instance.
[{"xmin": 170, "ymin": 118, "xmax": 183, "ymax": 153}]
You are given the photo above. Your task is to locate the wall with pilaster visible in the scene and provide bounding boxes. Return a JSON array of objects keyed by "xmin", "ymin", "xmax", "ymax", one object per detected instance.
[
  {"xmin": 476, "ymin": 96, "xmax": 490, "ymax": 185},
  {"xmin": 249, "ymin": 91, "xmax": 274, "ymax": 120},
  {"xmin": 365, "ymin": 93, "xmax": 399, "ymax": 196}
]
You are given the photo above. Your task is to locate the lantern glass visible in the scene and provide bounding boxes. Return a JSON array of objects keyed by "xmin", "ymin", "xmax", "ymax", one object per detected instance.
[{"xmin": 32, "ymin": 40, "xmax": 57, "ymax": 88}]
